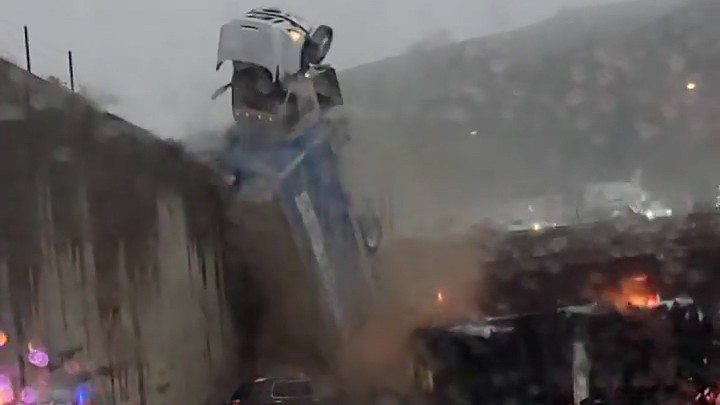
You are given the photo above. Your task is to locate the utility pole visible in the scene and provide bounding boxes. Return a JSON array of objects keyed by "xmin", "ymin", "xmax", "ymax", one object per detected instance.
[
  {"xmin": 68, "ymin": 51, "xmax": 75, "ymax": 92},
  {"xmin": 23, "ymin": 26, "xmax": 31, "ymax": 73}
]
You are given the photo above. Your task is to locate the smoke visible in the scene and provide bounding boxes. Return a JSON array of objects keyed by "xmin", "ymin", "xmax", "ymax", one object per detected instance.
[
  {"xmin": 223, "ymin": 194, "xmax": 489, "ymax": 397},
  {"xmin": 336, "ymin": 234, "xmax": 486, "ymax": 397}
]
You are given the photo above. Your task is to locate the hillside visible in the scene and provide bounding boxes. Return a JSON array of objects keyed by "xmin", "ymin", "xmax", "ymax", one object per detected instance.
[
  {"xmin": 339, "ymin": 0, "xmax": 720, "ymax": 233},
  {"xmin": 341, "ymin": 0, "xmax": 687, "ymax": 116}
]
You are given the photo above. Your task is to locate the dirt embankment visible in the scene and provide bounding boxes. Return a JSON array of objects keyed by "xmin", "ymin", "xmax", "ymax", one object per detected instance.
[{"xmin": 340, "ymin": 233, "xmax": 486, "ymax": 394}]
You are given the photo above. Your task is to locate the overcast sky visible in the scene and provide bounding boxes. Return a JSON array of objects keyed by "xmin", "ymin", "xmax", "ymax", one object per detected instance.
[{"xmin": 1, "ymin": 0, "xmax": 615, "ymax": 137}]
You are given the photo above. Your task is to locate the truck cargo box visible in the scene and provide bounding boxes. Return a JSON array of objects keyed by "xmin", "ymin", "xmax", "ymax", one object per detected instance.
[{"xmin": 218, "ymin": 118, "xmax": 376, "ymax": 372}]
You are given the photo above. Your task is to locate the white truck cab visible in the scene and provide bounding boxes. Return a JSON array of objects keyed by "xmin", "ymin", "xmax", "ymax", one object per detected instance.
[
  {"xmin": 217, "ymin": 7, "xmax": 331, "ymax": 80},
  {"xmin": 213, "ymin": 7, "xmax": 342, "ymax": 132}
]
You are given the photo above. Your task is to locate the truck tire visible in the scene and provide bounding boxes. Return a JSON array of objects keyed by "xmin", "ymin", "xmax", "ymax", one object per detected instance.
[{"xmin": 301, "ymin": 25, "xmax": 333, "ymax": 67}]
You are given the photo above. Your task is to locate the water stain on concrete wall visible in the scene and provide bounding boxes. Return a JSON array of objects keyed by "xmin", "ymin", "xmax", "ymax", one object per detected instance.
[{"xmin": 0, "ymin": 59, "xmax": 236, "ymax": 404}]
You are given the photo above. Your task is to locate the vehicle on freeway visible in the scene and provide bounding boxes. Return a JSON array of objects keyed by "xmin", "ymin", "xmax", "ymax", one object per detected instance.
[
  {"xmin": 227, "ymin": 377, "xmax": 324, "ymax": 405},
  {"xmin": 506, "ymin": 218, "xmax": 557, "ymax": 232},
  {"xmin": 410, "ymin": 297, "xmax": 720, "ymax": 405}
]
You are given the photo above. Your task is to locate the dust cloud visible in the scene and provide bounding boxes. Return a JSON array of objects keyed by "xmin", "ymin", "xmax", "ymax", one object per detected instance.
[
  {"xmin": 225, "ymin": 202, "xmax": 490, "ymax": 398},
  {"xmin": 337, "ymin": 233, "xmax": 487, "ymax": 396}
]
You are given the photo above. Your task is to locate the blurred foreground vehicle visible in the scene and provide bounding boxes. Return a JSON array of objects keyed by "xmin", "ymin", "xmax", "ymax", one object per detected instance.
[
  {"xmin": 226, "ymin": 377, "xmax": 325, "ymax": 405},
  {"xmin": 411, "ymin": 298, "xmax": 720, "ymax": 405}
]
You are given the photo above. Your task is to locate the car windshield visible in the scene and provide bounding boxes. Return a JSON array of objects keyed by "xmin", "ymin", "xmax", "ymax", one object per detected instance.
[{"xmin": 272, "ymin": 381, "xmax": 313, "ymax": 398}]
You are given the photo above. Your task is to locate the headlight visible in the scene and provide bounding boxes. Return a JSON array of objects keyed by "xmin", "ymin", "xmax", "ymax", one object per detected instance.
[
  {"xmin": 532, "ymin": 222, "xmax": 543, "ymax": 231},
  {"xmin": 286, "ymin": 28, "xmax": 304, "ymax": 43},
  {"xmin": 644, "ymin": 208, "xmax": 672, "ymax": 219}
]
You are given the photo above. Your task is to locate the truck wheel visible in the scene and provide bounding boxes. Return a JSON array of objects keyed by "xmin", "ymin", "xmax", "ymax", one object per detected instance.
[{"xmin": 301, "ymin": 25, "xmax": 333, "ymax": 66}]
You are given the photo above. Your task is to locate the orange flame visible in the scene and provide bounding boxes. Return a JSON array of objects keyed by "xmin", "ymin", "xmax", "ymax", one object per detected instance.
[
  {"xmin": 626, "ymin": 293, "xmax": 659, "ymax": 308},
  {"xmin": 436, "ymin": 291, "xmax": 444, "ymax": 304},
  {"xmin": 605, "ymin": 273, "xmax": 659, "ymax": 309}
]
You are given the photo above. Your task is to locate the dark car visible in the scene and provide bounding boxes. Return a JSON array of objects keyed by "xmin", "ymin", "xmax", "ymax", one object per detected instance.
[{"xmin": 227, "ymin": 377, "xmax": 322, "ymax": 405}]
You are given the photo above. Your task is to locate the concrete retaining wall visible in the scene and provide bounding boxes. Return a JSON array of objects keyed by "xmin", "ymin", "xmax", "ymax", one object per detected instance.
[{"xmin": 0, "ymin": 59, "xmax": 236, "ymax": 404}]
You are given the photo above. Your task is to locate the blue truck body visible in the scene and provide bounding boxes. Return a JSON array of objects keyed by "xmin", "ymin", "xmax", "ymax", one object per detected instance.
[{"xmin": 216, "ymin": 118, "xmax": 376, "ymax": 370}]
